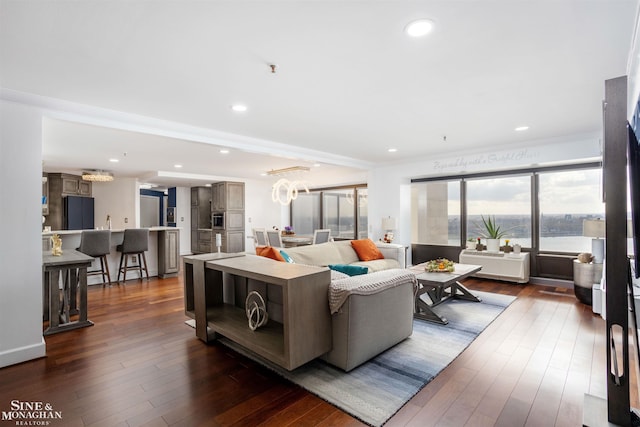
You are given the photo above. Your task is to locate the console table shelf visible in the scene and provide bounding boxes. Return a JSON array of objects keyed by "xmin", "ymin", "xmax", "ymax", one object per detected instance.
[
  {"xmin": 206, "ymin": 304, "xmax": 285, "ymax": 364},
  {"xmin": 458, "ymin": 250, "xmax": 530, "ymax": 283},
  {"xmin": 188, "ymin": 254, "xmax": 331, "ymax": 371}
]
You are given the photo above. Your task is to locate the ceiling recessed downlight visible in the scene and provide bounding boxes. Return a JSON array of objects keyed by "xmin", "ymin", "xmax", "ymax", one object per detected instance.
[
  {"xmin": 220, "ymin": 149, "xmax": 229, "ymax": 154},
  {"xmin": 388, "ymin": 148, "xmax": 398, "ymax": 153},
  {"xmin": 405, "ymin": 19, "xmax": 435, "ymax": 37},
  {"xmin": 231, "ymin": 104, "xmax": 248, "ymax": 112},
  {"xmin": 174, "ymin": 164, "xmax": 183, "ymax": 168},
  {"xmin": 515, "ymin": 126, "xmax": 529, "ymax": 131}
]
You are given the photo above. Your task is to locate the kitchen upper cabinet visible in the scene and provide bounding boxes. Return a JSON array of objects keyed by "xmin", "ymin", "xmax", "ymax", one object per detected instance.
[
  {"xmin": 212, "ymin": 182, "xmax": 244, "ymax": 211},
  {"xmin": 58, "ymin": 174, "xmax": 92, "ymax": 196}
]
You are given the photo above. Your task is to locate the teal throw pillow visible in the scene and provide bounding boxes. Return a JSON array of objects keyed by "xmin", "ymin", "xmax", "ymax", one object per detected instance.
[
  {"xmin": 279, "ymin": 250, "xmax": 294, "ymax": 263},
  {"xmin": 328, "ymin": 264, "xmax": 368, "ymax": 276}
]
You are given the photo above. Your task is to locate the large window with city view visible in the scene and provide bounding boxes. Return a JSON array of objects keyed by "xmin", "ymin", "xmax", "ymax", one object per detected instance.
[
  {"xmin": 411, "ymin": 164, "xmax": 604, "ymax": 254},
  {"xmin": 538, "ymin": 169, "xmax": 604, "ymax": 252}
]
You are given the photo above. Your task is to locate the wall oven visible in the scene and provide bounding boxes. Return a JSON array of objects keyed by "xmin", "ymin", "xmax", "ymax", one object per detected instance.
[{"xmin": 212, "ymin": 212, "xmax": 225, "ymax": 229}]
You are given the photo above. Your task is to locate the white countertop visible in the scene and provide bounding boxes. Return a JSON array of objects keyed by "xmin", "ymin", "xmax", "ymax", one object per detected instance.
[{"xmin": 42, "ymin": 226, "xmax": 182, "ymax": 236}]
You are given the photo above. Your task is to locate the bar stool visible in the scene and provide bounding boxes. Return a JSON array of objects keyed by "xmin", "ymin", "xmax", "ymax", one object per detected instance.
[
  {"xmin": 78, "ymin": 230, "xmax": 112, "ymax": 286},
  {"xmin": 116, "ymin": 228, "xmax": 149, "ymax": 284}
]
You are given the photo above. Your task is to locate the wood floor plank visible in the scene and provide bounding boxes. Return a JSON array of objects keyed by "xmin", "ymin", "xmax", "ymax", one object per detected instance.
[{"xmin": 2, "ymin": 275, "xmax": 637, "ymax": 427}]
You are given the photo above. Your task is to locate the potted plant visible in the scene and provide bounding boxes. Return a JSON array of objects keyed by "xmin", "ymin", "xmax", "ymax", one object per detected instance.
[
  {"xmin": 475, "ymin": 215, "xmax": 513, "ymax": 252},
  {"xmin": 466, "ymin": 237, "xmax": 476, "ymax": 249}
]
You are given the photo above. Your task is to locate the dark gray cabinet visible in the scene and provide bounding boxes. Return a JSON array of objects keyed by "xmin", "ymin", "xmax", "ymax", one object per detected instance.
[
  {"xmin": 158, "ymin": 229, "xmax": 180, "ymax": 278},
  {"xmin": 212, "ymin": 181, "xmax": 244, "ymax": 211},
  {"xmin": 191, "ymin": 182, "xmax": 245, "ymax": 254},
  {"xmin": 44, "ymin": 173, "xmax": 93, "ymax": 231}
]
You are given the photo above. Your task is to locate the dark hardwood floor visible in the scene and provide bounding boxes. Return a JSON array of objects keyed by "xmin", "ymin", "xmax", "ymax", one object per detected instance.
[{"xmin": 0, "ymin": 274, "xmax": 635, "ymax": 426}]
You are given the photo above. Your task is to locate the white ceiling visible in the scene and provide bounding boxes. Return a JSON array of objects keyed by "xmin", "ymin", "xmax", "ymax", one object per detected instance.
[{"xmin": 1, "ymin": 1, "xmax": 638, "ymax": 187}]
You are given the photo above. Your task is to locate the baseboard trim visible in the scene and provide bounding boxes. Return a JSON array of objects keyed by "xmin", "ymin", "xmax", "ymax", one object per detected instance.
[{"xmin": 0, "ymin": 338, "xmax": 46, "ymax": 368}]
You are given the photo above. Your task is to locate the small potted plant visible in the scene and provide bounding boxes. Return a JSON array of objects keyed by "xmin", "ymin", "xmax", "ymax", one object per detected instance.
[
  {"xmin": 466, "ymin": 237, "xmax": 476, "ymax": 249},
  {"xmin": 475, "ymin": 237, "xmax": 484, "ymax": 251},
  {"xmin": 282, "ymin": 225, "xmax": 295, "ymax": 236},
  {"xmin": 475, "ymin": 215, "xmax": 515, "ymax": 252},
  {"xmin": 503, "ymin": 239, "xmax": 512, "ymax": 253}
]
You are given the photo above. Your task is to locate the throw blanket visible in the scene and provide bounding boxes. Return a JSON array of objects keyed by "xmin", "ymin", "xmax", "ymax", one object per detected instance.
[{"xmin": 329, "ymin": 269, "xmax": 417, "ymax": 314}]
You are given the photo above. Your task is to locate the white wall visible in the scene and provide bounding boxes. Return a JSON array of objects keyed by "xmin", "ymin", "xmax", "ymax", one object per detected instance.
[
  {"xmin": 0, "ymin": 100, "xmax": 46, "ymax": 367},
  {"xmin": 92, "ymin": 178, "xmax": 139, "ymax": 230},
  {"xmin": 244, "ymin": 178, "xmax": 284, "ymax": 251}
]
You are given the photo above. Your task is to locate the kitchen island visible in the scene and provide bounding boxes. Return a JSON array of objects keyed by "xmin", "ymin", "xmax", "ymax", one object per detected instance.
[{"xmin": 42, "ymin": 227, "xmax": 181, "ymax": 285}]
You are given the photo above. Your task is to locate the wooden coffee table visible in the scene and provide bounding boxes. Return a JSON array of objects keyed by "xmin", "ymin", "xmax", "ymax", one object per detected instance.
[{"xmin": 410, "ymin": 263, "xmax": 482, "ymax": 325}]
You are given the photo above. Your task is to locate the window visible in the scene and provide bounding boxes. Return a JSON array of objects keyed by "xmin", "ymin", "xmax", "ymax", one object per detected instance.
[
  {"xmin": 290, "ymin": 185, "xmax": 366, "ymax": 239},
  {"xmin": 411, "ymin": 163, "xmax": 602, "ymax": 255},
  {"xmin": 291, "ymin": 192, "xmax": 320, "ymax": 236},
  {"xmin": 411, "ymin": 181, "xmax": 461, "ymax": 245},
  {"xmin": 357, "ymin": 188, "xmax": 368, "ymax": 239},
  {"xmin": 466, "ymin": 175, "xmax": 532, "ymax": 247},
  {"xmin": 323, "ymin": 189, "xmax": 356, "ymax": 239},
  {"xmin": 538, "ymin": 168, "xmax": 604, "ymax": 252}
]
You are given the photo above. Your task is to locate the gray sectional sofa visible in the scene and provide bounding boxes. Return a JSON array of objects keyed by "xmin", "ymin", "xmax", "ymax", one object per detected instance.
[{"xmin": 269, "ymin": 240, "xmax": 416, "ymax": 371}]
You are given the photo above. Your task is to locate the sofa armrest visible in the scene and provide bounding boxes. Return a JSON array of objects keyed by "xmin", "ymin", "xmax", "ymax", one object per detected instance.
[{"xmin": 375, "ymin": 242, "xmax": 406, "ymax": 268}]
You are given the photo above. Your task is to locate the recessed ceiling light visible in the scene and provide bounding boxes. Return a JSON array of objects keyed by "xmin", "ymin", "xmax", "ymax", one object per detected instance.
[
  {"xmin": 314, "ymin": 163, "xmax": 321, "ymax": 167},
  {"xmin": 231, "ymin": 104, "xmax": 248, "ymax": 112},
  {"xmin": 220, "ymin": 149, "xmax": 229, "ymax": 154},
  {"xmin": 388, "ymin": 148, "xmax": 398, "ymax": 153},
  {"xmin": 109, "ymin": 158, "xmax": 119, "ymax": 163},
  {"xmin": 515, "ymin": 126, "xmax": 529, "ymax": 131},
  {"xmin": 205, "ymin": 184, "xmax": 212, "ymax": 187},
  {"xmin": 174, "ymin": 164, "xmax": 183, "ymax": 168},
  {"xmin": 405, "ymin": 19, "xmax": 435, "ymax": 37}
]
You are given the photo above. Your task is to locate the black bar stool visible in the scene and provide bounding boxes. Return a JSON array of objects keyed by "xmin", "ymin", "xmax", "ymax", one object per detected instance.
[
  {"xmin": 116, "ymin": 228, "xmax": 149, "ymax": 284},
  {"xmin": 78, "ymin": 230, "xmax": 112, "ymax": 286}
]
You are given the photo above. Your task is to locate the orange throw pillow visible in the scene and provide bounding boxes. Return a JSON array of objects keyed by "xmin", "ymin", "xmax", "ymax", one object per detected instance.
[
  {"xmin": 351, "ymin": 239, "xmax": 384, "ymax": 261},
  {"xmin": 256, "ymin": 246, "xmax": 285, "ymax": 262}
]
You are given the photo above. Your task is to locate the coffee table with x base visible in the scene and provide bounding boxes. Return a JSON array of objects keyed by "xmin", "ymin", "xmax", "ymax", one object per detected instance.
[{"xmin": 410, "ymin": 263, "xmax": 482, "ymax": 325}]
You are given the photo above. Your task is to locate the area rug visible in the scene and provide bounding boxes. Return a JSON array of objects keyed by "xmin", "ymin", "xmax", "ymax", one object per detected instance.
[{"xmin": 218, "ymin": 290, "xmax": 515, "ymax": 426}]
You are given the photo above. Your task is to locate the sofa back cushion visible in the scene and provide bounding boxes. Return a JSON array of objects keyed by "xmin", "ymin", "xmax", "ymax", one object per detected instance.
[
  {"xmin": 284, "ymin": 242, "xmax": 345, "ymax": 266},
  {"xmin": 332, "ymin": 240, "xmax": 360, "ymax": 264}
]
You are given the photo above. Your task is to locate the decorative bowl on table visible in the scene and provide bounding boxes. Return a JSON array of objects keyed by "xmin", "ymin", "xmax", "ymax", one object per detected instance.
[{"xmin": 425, "ymin": 258, "xmax": 455, "ymax": 272}]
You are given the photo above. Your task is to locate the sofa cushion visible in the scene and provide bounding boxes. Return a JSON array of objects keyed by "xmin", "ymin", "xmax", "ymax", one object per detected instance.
[
  {"xmin": 332, "ymin": 240, "xmax": 361, "ymax": 264},
  {"xmin": 284, "ymin": 242, "xmax": 345, "ymax": 266},
  {"xmin": 351, "ymin": 239, "xmax": 384, "ymax": 261},
  {"xmin": 256, "ymin": 246, "xmax": 285, "ymax": 262},
  {"xmin": 351, "ymin": 259, "xmax": 401, "ymax": 272},
  {"xmin": 329, "ymin": 264, "xmax": 369, "ymax": 277}
]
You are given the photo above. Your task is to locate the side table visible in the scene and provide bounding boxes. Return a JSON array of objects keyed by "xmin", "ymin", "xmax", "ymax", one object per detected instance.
[
  {"xmin": 573, "ymin": 260, "xmax": 603, "ymax": 305},
  {"xmin": 42, "ymin": 250, "xmax": 95, "ymax": 335}
]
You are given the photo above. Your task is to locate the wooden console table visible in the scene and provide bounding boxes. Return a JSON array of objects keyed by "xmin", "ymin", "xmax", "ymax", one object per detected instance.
[
  {"xmin": 458, "ymin": 250, "xmax": 530, "ymax": 283},
  {"xmin": 42, "ymin": 250, "xmax": 94, "ymax": 335},
  {"xmin": 190, "ymin": 255, "xmax": 331, "ymax": 370}
]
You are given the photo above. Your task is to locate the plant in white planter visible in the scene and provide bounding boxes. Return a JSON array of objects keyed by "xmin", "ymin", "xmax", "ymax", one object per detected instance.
[{"xmin": 475, "ymin": 215, "xmax": 514, "ymax": 252}]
